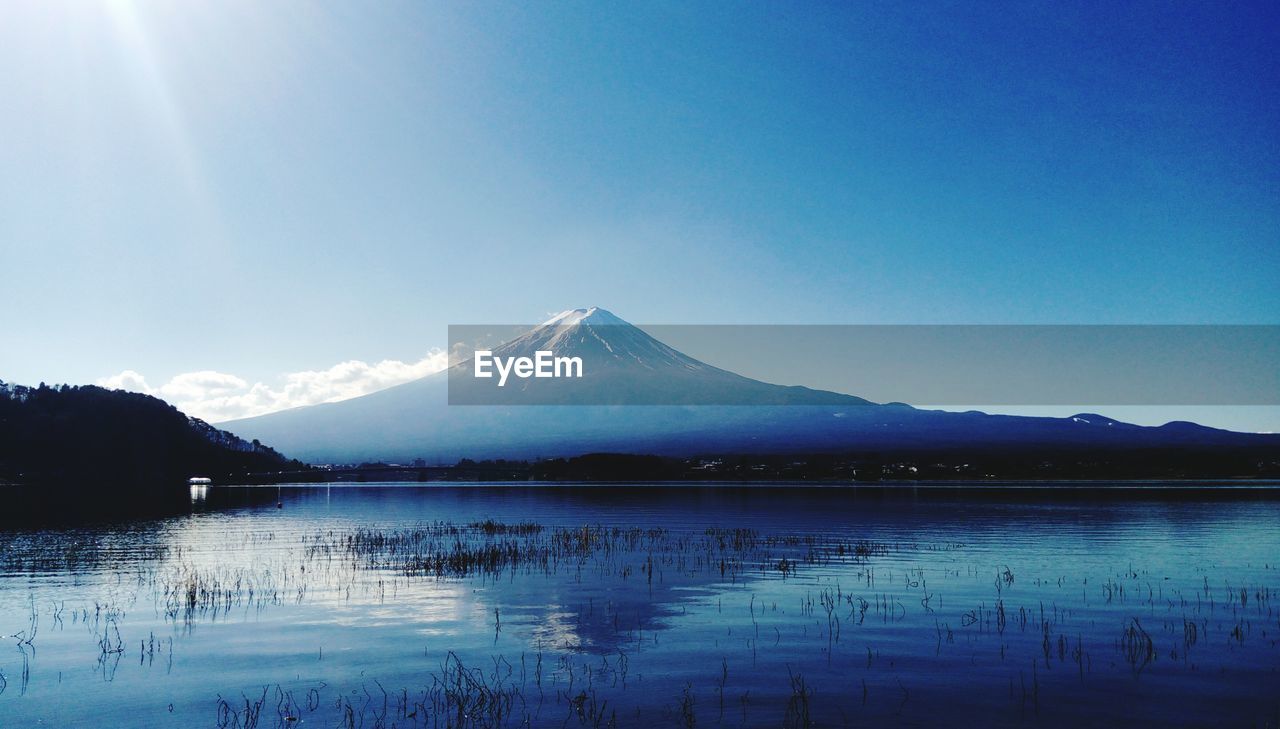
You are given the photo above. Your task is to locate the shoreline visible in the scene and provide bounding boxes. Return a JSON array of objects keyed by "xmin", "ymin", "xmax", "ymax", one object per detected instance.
[{"xmin": 220, "ymin": 478, "xmax": 1280, "ymax": 490}]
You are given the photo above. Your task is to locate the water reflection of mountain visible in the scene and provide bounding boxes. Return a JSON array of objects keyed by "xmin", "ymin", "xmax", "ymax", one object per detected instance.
[{"xmin": 475, "ymin": 552, "xmax": 726, "ymax": 654}]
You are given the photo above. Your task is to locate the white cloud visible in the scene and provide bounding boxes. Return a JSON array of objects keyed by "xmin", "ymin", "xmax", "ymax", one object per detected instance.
[
  {"xmin": 96, "ymin": 351, "xmax": 449, "ymax": 423},
  {"xmin": 98, "ymin": 370, "xmax": 153, "ymax": 393}
]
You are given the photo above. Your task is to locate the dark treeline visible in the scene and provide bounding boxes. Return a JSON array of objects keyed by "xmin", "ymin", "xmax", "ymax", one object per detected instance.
[
  {"xmin": 481, "ymin": 446, "xmax": 1280, "ymax": 483},
  {"xmin": 0, "ymin": 381, "xmax": 305, "ymax": 510},
  {"xmin": 291, "ymin": 444, "xmax": 1280, "ymax": 485}
]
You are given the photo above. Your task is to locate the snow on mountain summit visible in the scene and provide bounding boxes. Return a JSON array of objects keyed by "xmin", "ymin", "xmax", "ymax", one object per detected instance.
[
  {"xmin": 541, "ymin": 307, "xmax": 628, "ymax": 327},
  {"xmin": 514, "ymin": 306, "xmax": 697, "ymax": 369}
]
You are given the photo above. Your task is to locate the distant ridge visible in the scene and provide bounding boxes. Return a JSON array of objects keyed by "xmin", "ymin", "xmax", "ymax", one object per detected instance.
[{"xmin": 0, "ymin": 380, "xmax": 305, "ymax": 490}]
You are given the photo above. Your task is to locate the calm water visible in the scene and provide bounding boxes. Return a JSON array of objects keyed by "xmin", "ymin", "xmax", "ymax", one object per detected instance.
[{"xmin": 1, "ymin": 484, "xmax": 1278, "ymax": 727}]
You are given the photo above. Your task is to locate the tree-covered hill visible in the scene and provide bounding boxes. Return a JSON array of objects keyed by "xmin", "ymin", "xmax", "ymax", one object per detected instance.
[{"xmin": 0, "ymin": 381, "xmax": 305, "ymax": 492}]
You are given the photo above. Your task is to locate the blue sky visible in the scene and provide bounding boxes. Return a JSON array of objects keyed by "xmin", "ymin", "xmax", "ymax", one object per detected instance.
[{"xmin": 1, "ymin": 1, "xmax": 1277, "ymax": 426}]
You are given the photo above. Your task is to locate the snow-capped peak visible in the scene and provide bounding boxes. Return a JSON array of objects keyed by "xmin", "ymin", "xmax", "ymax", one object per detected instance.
[
  {"xmin": 541, "ymin": 307, "xmax": 628, "ymax": 327},
  {"xmin": 505, "ymin": 306, "xmax": 703, "ymax": 371}
]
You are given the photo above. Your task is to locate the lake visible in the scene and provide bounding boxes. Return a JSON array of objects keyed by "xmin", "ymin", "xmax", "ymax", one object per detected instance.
[{"xmin": 1, "ymin": 484, "xmax": 1278, "ymax": 727}]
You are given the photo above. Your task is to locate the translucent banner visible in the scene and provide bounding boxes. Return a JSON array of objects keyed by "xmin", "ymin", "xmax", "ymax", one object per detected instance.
[{"xmin": 446, "ymin": 323, "xmax": 1280, "ymax": 406}]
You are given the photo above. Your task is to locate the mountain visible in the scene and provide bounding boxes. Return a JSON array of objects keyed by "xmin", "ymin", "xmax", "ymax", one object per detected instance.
[
  {"xmin": 448, "ymin": 306, "xmax": 870, "ymax": 405},
  {"xmin": 221, "ymin": 308, "xmax": 1280, "ymax": 475},
  {"xmin": 0, "ymin": 381, "xmax": 305, "ymax": 491}
]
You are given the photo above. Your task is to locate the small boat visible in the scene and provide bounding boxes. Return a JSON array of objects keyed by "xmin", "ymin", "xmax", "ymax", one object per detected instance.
[{"xmin": 187, "ymin": 476, "xmax": 212, "ymax": 485}]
